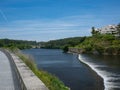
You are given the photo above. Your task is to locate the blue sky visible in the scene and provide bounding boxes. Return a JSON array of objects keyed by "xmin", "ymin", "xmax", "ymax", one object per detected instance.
[{"xmin": 0, "ymin": 0, "xmax": 120, "ymax": 41}]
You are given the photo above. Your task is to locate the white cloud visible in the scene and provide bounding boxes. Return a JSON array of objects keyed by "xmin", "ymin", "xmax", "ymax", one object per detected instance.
[{"xmin": 1, "ymin": 14, "xmax": 107, "ymax": 41}]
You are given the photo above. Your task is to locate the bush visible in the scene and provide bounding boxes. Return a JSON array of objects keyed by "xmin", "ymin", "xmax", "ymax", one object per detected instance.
[
  {"xmin": 84, "ymin": 44, "xmax": 93, "ymax": 52},
  {"xmin": 102, "ymin": 34, "xmax": 115, "ymax": 41},
  {"xmin": 112, "ymin": 40, "xmax": 120, "ymax": 45},
  {"xmin": 94, "ymin": 45, "xmax": 104, "ymax": 54},
  {"xmin": 62, "ymin": 45, "xmax": 69, "ymax": 53}
]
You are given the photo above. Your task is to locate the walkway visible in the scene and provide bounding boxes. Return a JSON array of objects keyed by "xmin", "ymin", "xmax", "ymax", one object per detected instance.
[{"xmin": 0, "ymin": 51, "xmax": 20, "ymax": 90}]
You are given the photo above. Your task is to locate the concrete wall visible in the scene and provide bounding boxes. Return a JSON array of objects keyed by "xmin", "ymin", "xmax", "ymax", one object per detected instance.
[
  {"xmin": 3, "ymin": 49, "xmax": 49, "ymax": 90},
  {"xmin": 68, "ymin": 48, "xmax": 84, "ymax": 54}
]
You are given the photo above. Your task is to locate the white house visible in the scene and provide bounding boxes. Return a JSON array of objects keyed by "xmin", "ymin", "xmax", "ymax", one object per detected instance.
[{"xmin": 96, "ymin": 25, "xmax": 119, "ymax": 36}]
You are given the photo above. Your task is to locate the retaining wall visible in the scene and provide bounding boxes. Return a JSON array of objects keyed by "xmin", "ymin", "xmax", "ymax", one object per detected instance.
[{"xmin": 1, "ymin": 49, "xmax": 49, "ymax": 90}]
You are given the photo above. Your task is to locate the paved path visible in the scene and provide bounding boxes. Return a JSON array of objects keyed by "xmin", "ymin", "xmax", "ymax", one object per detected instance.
[{"xmin": 0, "ymin": 51, "xmax": 20, "ymax": 90}]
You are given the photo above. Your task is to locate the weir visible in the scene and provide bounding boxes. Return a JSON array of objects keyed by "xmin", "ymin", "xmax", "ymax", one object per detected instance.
[
  {"xmin": 78, "ymin": 54, "xmax": 120, "ymax": 90},
  {"xmin": 0, "ymin": 49, "xmax": 49, "ymax": 90}
]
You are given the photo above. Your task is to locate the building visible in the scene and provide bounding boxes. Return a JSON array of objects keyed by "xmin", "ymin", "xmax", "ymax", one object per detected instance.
[{"xmin": 96, "ymin": 25, "xmax": 119, "ymax": 36}]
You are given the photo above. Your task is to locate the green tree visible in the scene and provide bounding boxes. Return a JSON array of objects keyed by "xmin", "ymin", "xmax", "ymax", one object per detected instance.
[
  {"xmin": 62, "ymin": 45, "xmax": 69, "ymax": 53},
  {"xmin": 91, "ymin": 27, "xmax": 96, "ymax": 35},
  {"xmin": 91, "ymin": 27, "xmax": 99, "ymax": 36}
]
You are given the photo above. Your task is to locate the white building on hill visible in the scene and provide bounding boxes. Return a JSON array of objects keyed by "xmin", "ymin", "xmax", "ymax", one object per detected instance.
[{"xmin": 97, "ymin": 25, "xmax": 119, "ymax": 36}]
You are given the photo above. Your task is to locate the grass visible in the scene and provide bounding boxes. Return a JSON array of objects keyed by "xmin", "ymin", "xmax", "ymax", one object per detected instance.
[{"xmin": 10, "ymin": 48, "xmax": 69, "ymax": 90}]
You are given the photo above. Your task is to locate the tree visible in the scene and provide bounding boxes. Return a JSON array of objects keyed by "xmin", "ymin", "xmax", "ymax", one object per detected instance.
[
  {"xmin": 91, "ymin": 27, "xmax": 96, "ymax": 35},
  {"xmin": 62, "ymin": 45, "xmax": 69, "ymax": 53},
  {"xmin": 91, "ymin": 27, "xmax": 100, "ymax": 36}
]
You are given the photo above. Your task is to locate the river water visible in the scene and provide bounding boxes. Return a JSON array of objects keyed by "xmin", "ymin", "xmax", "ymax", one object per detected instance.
[
  {"xmin": 79, "ymin": 54, "xmax": 120, "ymax": 90},
  {"xmin": 22, "ymin": 49, "xmax": 120, "ymax": 90}
]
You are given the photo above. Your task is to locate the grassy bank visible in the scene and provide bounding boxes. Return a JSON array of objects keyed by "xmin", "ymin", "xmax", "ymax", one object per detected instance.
[
  {"xmin": 9, "ymin": 48, "xmax": 69, "ymax": 90},
  {"xmin": 74, "ymin": 34, "xmax": 120, "ymax": 55}
]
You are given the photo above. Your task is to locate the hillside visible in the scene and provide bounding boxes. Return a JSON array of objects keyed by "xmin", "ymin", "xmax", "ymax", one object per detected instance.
[
  {"xmin": 40, "ymin": 37, "xmax": 86, "ymax": 49},
  {"xmin": 73, "ymin": 34, "xmax": 120, "ymax": 55}
]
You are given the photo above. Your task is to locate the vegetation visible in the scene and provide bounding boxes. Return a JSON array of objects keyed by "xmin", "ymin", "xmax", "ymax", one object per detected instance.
[
  {"xmin": 40, "ymin": 37, "xmax": 86, "ymax": 52},
  {"xmin": 91, "ymin": 27, "xmax": 99, "ymax": 36},
  {"xmin": 69, "ymin": 23, "xmax": 120, "ymax": 55},
  {"xmin": 62, "ymin": 45, "xmax": 69, "ymax": 53},
  {"xmin": 9, "ymin": 48, "xmax": 69, "ymax": 90},
  {"xmin": 0, "ymin": 39, "xmax": 38, "ymax": 49},
  {"xmin": 75, "ymin": 34, "xmax": 120, "ymax": 55}
]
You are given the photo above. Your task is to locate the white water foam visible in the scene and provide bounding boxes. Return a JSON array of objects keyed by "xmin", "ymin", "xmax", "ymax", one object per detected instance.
[{"xmin": 78, "ymin": 54, "xmax": 120, "ymax": 90}]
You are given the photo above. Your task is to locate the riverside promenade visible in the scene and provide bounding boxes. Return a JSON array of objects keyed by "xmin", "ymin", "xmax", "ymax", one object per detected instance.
[
  {"xmin": 0, "ymin": 49, "xmax": 49, "ymax": 90},
  {"xmin": 0, "ymin": 50, "xmax": 21, "ymax": 90}
]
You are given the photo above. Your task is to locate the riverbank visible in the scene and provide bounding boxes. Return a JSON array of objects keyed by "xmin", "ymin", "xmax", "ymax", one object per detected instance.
[
  {"xmin": 6, "ymin": 48, "xmax": 69, "ymax": 90},
  {"xmin": 39, "ymin": 34, "xmax": 120, "ymax": 55},
  {"xmin": 69, "ymin": 35, "xmax": 120, "ymax": 55}
]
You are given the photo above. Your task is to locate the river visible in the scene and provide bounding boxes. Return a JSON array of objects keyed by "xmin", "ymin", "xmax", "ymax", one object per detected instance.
[
  {"xmin": 79, "ymin": 54, "xmax": 120, "ymax": 90},
  {"xmin": 22, "ymin": 49, "xmax": 120, "ymax": 90}
]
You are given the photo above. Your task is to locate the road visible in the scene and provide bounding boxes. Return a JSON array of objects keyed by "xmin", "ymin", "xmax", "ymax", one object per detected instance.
[{"xmin": 0, "ymin": 50, "xmax": 21, "ymax": 90}]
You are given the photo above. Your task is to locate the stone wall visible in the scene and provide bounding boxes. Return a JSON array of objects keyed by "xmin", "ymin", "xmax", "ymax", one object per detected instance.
[{"xmin": 68, "ymin": 48, "xmax": 84, "ymax": 54}]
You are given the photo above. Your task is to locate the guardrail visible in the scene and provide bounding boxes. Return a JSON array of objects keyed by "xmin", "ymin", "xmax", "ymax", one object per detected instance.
[{"xmin": 1, "ymin": 49, "xmax": 49, "ymax": 90}]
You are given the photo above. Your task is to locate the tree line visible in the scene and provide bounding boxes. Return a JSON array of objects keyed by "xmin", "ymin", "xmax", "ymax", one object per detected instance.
[
  {"xmin": 40, "ymin": 37, "xmax": 86, "ymax": 52},
  {"xmin": 0, "ymin": 39, "xmax": 38, "ymax": 49}
]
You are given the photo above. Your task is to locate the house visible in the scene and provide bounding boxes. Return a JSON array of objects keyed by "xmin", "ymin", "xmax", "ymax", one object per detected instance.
[{"xmin": 96, "ymin": 25, "xmax": 119, "ymax": 36}]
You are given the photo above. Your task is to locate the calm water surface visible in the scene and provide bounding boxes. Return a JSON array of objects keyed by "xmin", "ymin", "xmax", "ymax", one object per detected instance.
[{"xmin": 22, "ymin": 49, "xmax": 114, "ymax": 90}]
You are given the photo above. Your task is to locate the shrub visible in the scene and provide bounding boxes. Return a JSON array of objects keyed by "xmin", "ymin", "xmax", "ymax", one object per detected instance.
[
  {"xmin": 102, "ymin": 34, "xmax": 115, "ymax": 41},
  {"xmin": 84, "ymin": 44, "xmax": 93, "ymax": 52},
  {"xmin": 62, "ymin": 45, "xmax": 69, "ymax": 53},
  {"xmin": 94, "ymin": 45, "xmax": 104, "ymax": 54}
]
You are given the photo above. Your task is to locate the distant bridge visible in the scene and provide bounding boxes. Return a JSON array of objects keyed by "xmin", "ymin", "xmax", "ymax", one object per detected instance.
[{"xmin": 0, "ymin": 49, "xmax": 49, "ymax": 90}]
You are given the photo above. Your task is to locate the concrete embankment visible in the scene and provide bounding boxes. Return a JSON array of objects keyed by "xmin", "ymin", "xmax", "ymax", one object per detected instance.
[
  {"xmin": 69, "ymin": 47, "xmax": 120, "ymax": 55},
  {"xmin": 1, "ymin": 49, "xmax": 49, "ymax": 90},
  {"xmin": 68, "ymin": 48, "xmax": 84, "ymax": 54}
]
